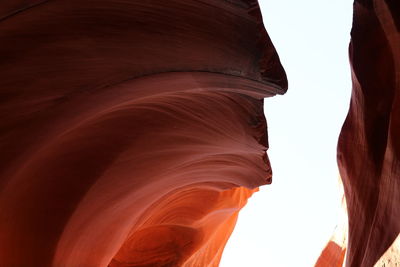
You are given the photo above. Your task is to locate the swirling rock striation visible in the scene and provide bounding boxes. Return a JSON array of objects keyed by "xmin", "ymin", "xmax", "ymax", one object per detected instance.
[
  {"xmin": 337, "ymin": 0, "xmax": 400, "ymax": 266},
  {"xmin": 0, "ymin": 1, "xmax": 286, "ymax": 266}
]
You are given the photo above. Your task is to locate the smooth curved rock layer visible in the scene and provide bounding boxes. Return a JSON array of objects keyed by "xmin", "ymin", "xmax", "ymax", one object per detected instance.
[
  {"xmin": 0, "ymin": 1, "xmax": 286, "ymax": 266},
  {"xmin": 337, "ymin": 0, "xmax": 400, "ymax": 266}
]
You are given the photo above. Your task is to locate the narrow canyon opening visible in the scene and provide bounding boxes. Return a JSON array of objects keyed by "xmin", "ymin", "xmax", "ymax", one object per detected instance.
[{"xmin": 221, "ymin": 1, "xmax": 353, "ymax": 266}]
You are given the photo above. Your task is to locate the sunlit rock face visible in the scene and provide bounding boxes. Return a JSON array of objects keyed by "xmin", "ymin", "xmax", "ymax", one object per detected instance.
[
  {"xmin": 315, "ymin": 178, "xmax": 348, "ymax": 267},
  {"xmin": 315, "ymin": 242, "xmax": 347, "ymax": 267},
  {"xmin": 0, "ymin": 1, "xmax": 286, "ymax": 266},
  {"xmin": 337, "ymin": 0, "xmax": 400, "ymax": 266}
]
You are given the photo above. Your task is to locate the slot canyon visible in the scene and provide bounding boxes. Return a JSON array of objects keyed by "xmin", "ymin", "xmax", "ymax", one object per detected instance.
[{"xmin": 0, "ymin": 0, "xmax": 398, "ymax": 266}]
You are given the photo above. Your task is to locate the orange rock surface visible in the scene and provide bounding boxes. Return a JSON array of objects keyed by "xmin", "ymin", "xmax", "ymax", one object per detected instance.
[
  {"xmin": 315, "ymin": 177, "xmax": 348, "ymax": 267},
  {"xmin": 337, "ymin": 0, "xmax": 400, "ymax": 266},
  {"xmin": 315, "ymin": 241, "xmax": 347, "ymax": 267},
  {"xmin": 0, "ymin": 1, "xmax": 286, "ymax": 266}
]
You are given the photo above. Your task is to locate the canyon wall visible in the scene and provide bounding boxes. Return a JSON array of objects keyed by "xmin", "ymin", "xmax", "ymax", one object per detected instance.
[
  {"xmin": 0, "ymin": 1, "xmax": 286, "ymax": 266},
  {"xmin": 337, "ymin": 0, "xmax": 400, "ymax": 266}
]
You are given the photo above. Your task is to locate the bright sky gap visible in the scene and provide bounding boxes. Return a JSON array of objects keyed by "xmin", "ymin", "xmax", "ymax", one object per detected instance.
[{"xmin": 220, "ymin": 1, "xmax": 353, "ymax": 266}]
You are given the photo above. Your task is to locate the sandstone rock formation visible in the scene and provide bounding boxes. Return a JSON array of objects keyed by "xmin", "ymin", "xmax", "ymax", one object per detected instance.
[
  {"xmin": 0, "ymin": 1, "xmax": 286, "ymax": 266},
  {"xmin": 336, "ymin": 0, "xmax": 400, "ymax": 266},
  {"xmin": 315, "ymin": 178, "xmax": 348, "ymax": 267}
]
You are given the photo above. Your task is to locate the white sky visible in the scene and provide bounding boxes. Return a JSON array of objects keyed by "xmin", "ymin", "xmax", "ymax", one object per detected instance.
[{"xmin": 220, "ymin": 1, "xmax": 353, "ymax": 266}]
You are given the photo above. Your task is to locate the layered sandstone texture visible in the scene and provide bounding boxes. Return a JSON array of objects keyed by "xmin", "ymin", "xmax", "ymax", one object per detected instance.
[
  {"xmin": 0, "ymin": 1, "xmax": 287, "ymax": 266},
  {"xmin": 337, "ymin": 0, "xmax": 400, "ymax": 266}
]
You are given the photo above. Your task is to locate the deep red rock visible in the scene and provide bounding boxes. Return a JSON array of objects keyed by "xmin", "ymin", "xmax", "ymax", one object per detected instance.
[
  {"xmin": 0, "ymin": 1, "xmax": 286, "ymax": 266},
  {"xmin": 337, "ymin": 0, "xmax": 400, "ymax": 266}
]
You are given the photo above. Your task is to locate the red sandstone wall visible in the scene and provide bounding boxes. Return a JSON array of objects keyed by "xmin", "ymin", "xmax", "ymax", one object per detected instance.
[
  {"xmin": 0, "ymin": 1, "xmax": 286, "ymax": 266},
  {"xmin": 337, "ymin": 0, "xmax": 400, "ymax": 266}
]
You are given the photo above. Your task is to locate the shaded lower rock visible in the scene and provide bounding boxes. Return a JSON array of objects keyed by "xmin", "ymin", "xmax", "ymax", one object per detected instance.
[{"xmin": 324, "ymin": 0, "xmax": 400, "ymax": 266}]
